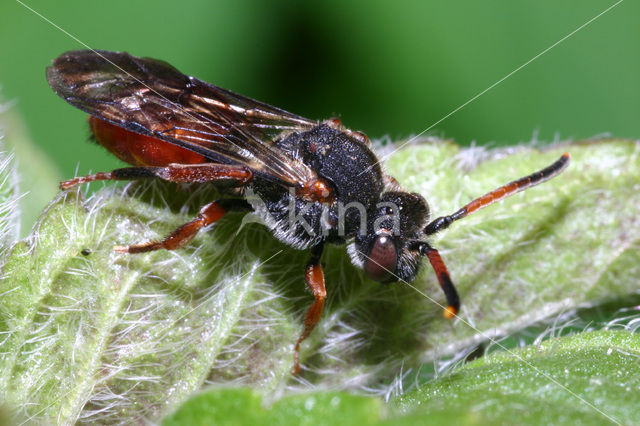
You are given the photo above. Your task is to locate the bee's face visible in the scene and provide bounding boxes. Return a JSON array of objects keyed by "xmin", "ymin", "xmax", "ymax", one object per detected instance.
[{"xmin": 355, "ymin": 191, "xmax": 430, "ymax": 283}]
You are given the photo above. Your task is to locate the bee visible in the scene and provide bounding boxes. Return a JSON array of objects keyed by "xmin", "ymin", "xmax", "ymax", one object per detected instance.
[{"xmin": 48, "ymin": 50, "xmax": 570, "ymax": 374}]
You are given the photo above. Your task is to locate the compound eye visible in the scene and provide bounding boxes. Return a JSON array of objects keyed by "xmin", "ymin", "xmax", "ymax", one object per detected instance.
[{"xmin": 364, "ymin": 235, "xmax": 398, "ymax": 283}]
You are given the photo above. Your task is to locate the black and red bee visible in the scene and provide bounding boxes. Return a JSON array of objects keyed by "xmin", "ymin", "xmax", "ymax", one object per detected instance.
[{"xmin": 47, "ymin": 50, "xmax": 570, "ymax": 374}]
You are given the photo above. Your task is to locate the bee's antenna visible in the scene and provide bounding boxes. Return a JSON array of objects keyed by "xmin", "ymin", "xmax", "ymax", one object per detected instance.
[
  {"xmin": 412, "ymin": 241, "xmax": 460, "ymax": 318},
  {"xmin": 413, "ymin": 153, "xmax": 569, "ymax": 319},
  {"xmin": 424, "ymin": 153, "xmax": 570, "ymax": 236}
]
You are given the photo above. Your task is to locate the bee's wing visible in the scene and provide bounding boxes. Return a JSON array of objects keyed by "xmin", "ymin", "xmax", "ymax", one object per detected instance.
[{"xmin": 47, "ymin": 50, "xmax": 319, "ymax": 186}]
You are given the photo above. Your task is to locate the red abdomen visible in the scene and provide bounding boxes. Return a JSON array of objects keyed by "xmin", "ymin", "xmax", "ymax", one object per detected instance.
[{"xmin": 89, "ymin": 116, "xmax": 207, "ymax": 167}]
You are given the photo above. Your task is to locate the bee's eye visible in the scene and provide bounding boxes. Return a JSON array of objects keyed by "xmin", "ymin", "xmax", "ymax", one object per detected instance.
[{"xmin": 364, "ymin": 235, "xmax": 397, "ymax": 283}]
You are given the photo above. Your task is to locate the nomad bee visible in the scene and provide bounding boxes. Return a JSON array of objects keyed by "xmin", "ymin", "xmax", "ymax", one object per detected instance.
[{"xmin": 48, "ymin": 50, "xmax": 570, "ymax": 373}]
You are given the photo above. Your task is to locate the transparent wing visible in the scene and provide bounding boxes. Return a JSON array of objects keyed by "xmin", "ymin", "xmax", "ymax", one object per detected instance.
[{"xmin": 47, "ymin": 49, "xmax": 319, "ymax": 186}]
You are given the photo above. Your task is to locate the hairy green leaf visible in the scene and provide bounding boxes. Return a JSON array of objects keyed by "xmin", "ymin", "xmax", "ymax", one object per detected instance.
[
  {"xmin": 162, "ymin": 331, "xmax": 639, "ymax": 425},
  {"xmin": 0, "ymin": 139, "xmax": 638, "ymax": 423},
  {"xmin": 162, "ymin": 388, "xmax": 382, "ymax": 426},
  {"xmin": 394, "ymin": 330, "xmax": 640, "ymax": 425}
]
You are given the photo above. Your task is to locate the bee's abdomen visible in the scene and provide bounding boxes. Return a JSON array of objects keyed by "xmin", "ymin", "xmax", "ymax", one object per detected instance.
[{"xmin": 89, "ymin": 116, "xmax": 208, "ymax": 167}]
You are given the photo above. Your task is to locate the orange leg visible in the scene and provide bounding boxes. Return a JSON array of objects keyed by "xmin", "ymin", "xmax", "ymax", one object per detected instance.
[
  {"xmin": 415, "ymin": 153, "xmax": 570, "ymax": 319},
  {"xmin": 422, "ymin": 244, "xmax": 460, "ymax": 319},
  {"xmin": 114, "ymin": 201, "xmax": 230, "ymax": 253},
  {"xmin": 60, "ymin": 163, "xmax": 252, "ymax": 189},
  {"xmin": 410, "ymin": 240, "xmax": 460, "ymax": 319},
  {"xmin": 59, "ymin": 164, "xmax": 253, "ymax": 254},
  {"xmin": 293, "ymin": 243, "xmax": 326, "ymax": 374}
]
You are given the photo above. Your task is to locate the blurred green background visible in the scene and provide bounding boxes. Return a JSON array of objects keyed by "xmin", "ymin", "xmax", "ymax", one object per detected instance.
[{"xmin": 0, "ymin": 0, "xmax": 638, "ymax": 230}]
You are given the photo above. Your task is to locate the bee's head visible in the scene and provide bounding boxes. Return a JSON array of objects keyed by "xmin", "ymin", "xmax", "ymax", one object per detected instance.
[{"xmin": 353, "ymin": 191, "xmax": 430, "ymax": 283}]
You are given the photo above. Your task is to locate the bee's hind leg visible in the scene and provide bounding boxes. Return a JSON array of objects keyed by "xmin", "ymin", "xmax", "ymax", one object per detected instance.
[
  {"xmin": 115, "ymin": 198, "xmax": 252, "ymax": 253},
  {"xmin": 59, "ymin": 163, "xmax": 252, "ymax": 189},
  {"xmin": 58, "ymin": 163, "xmax": 253, "ymax": 253}
]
